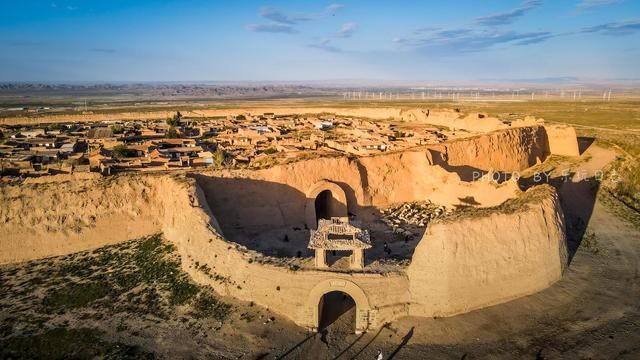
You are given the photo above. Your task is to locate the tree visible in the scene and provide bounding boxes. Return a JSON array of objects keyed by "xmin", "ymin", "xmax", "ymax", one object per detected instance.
[
  {"xmin": 112, "ymin": 144, "xmax": 129, "ymax": 159},
  {"xmin": 212, "ymin": 149, "xmax": 226, "ymax": 167},
  {"xmin": 166, "ymin": 111, "xmax": 182, "ymax": 127},
  {"xmin": 111, "ymin": 124, "xmax": 124, "ymax": 134},
  {"xmin": 165, "ymin": 127, "xmax": 179, "ymax": 138}
]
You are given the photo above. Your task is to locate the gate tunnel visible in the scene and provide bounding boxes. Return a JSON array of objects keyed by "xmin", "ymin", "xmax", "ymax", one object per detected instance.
[
  {"xmin": 306, "ymin": 279, "xmax": 372, "ymax": 334},
  {"xmin": 305, "ymin": 180, "xmax": 349, "ymax": 229}
]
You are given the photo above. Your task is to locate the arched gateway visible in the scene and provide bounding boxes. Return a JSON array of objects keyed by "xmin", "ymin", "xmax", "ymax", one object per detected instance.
[
  {"xmin": 306, "ymin": 279, "xmax": 372, "ymax": 334},
  {"xmin": 304, "ymin": 180, "xmax": 348, "ymax": 229}
]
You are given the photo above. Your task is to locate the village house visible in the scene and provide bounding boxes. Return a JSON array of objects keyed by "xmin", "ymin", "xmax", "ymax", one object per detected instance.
[
  {"xmin": 22, "ymin": 138, "xmax": 58, "ymax": 149},
  {"xmin": 16, "ymin": 128, "xmax": 46, "ymax": 138}
]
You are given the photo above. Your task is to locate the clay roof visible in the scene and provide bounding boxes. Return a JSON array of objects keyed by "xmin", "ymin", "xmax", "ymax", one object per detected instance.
[
  {"xmin": 166, "ymin": 146, "xmax": 203, "ymax": 153},
  {"xmin": 127, "ymin": 144, "xmax": 153, "ymax": 152},
  {"xmin": 87, "ymin": 127, "xmax": 114, "ymax": 139},
  {"xmin": 155, "ymin": 138, "xmax": 196, "ymax": 145},
  {"xmin": 308, "ymin": 218, "xmax": 371, "ymax": 250}
]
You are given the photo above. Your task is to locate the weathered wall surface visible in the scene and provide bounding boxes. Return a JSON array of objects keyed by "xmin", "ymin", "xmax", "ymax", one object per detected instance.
[
  {"xmin": 544, "ymin": 124, "xmax": 580, "ymax": 156},
  {"xmin": 0, "ymin": 173, "xmax": 568, "ymax": 332},
  {"xmin": 0, "ymin": 174, "xmax": 164, "ymax": 264},
  {"xmin": 400, "ymin": 109, "xmax": 541, "ymax": 133},
  {"xmin": 433, "ymin": 126, "xmax": 550, "ymax": 172},
  {"xmin": 402, "ymin": 109, "xmax": 505, "ymax": 132},
  {"xmin": 195, "ymin": 156, "xmax": 365, "ymax": 235},
  {"xmin": 163, "ymin": 185, "xmax": 411, "ymax": 330},
  {"xmin": 406, "ymin": 185, "xmax": 568, "ymax": 317},
  {"xmin": 401, "ymin": 110, "xmax": 580, "ymax": 161},
  {"xmin": 357, "ymin": 151, "xmax": 520, "ymax": 207},
  {"xmin": 0, "ymin": 173, "xmax": 411, "ymax": 330},
  {"xmin": 197, "ymin": 126, "xmax": 550, "ymax": 236},
  {"xmin": 197, "ymin": 152, "xmax": 521, "ymax": 236}
]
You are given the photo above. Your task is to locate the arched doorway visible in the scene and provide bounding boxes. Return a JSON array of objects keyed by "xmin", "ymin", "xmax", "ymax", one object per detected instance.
[
  {"xmin": 305, "ymin": 181, "xmax": 349, "ymax": 229},
  {"xmin": 318, "ymin": 291, "xmax": 356, "ymax": 331},
  {"xmin": 306, "ymin": 279, "xmax": 371, "ymax": 334},
  {"xmin": 314, "ymin": 190, "xmax": 333, "ymax": 222}
]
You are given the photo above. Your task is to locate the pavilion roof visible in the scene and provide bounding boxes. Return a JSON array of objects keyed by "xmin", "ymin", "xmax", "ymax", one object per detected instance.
[{"xmin": 308, "ymin": 217, "xmax": 371, "ymax": 250}]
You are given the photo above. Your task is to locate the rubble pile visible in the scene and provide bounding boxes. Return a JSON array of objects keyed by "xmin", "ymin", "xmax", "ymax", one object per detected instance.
[{"xmin": 379, "ymin": 202, "xmax": 449, "ymax": 238}]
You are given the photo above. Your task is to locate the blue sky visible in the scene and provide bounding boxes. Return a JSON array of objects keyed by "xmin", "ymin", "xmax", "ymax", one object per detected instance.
[{"xmin": 0, "ymin": 0, "xmax": 639, "ymax": 82}]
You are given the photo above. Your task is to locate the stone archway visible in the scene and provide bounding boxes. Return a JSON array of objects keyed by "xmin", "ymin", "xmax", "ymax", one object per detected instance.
[
  {"xmin": 306, "ymin": 279, "xmax": 371, "ymax": 334},
  {"xmin": 305, "ymin": 180, "xmax": 348, "ymax": 229}
]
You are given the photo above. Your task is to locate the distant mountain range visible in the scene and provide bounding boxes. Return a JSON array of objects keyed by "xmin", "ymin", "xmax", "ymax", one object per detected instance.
[{"xmin": 1, "ymin": 77, "xmax": 639, "ymax": 95}]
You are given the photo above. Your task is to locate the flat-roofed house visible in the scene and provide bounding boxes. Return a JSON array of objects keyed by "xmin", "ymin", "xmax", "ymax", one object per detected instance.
[
  {"xmin": 23, "ymin": 138, "xmax": 58, "ymax": 149},
  {"xmin": 165, "ymin": 146, "xmax": 203, "ymax": 160},
  {"xmin": 20, "ymin": 129, "xmax": 46, "ymax": 138},
  {"xmin": 59, "ymin": 142, "xmax": 77, "ymax": 154}
]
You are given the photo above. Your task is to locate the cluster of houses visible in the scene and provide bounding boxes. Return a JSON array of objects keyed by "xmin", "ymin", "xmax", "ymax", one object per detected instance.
[{"xmin": 0, "ymin": 112, "xmax": 448, "ymax": 177}]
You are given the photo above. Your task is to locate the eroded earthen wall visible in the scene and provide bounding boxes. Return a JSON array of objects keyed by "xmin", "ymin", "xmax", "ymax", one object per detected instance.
[
  {"xmin": 0, "ymin": 125, "xmax": 574, "ymax": 328},
  {"xmin": 0, "ymin": 174, "xmax": 165, "ymax": 264},
  {"xmin": 544, "ymin": 124, "xmax": 580, "ymax": 156},
  {"xmin": 406, "ymin": 185, "xmax": 568, "ymax": 317},
  {"xmin": 434, "ymin": 126, "xmax": 551, "ymax": 172},
  {"xmin": 199, "ymin": 126, "xmax": 551, "ymax": 236},
  {"xmin": 0, "ymin": 173, "xmax": 568, "ymax": 331},
  {"xmin": 0, "ymin": 174, "xmax": 412, "ymax": 329}
]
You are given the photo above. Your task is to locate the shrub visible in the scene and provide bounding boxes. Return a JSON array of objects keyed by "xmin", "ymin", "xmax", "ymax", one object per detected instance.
[
  {"xmin": 213, "ymin": 149, "xmax": 226, "ymax": 167},
  {"xmin": 112, "ymin": 144, "xmax": 129, "ymax": 159},
  {"xmin": 192, "ymin": 293, "xmax": 232, "ymax": 321},
  {"xmin": 166, "ymin": 111, "xmax": 182, "ymax": 127},
  {"xmin": 110, "ymin": 124, "xmax": 124, "ymax": 134},
  {"xmin": 165, "ymin": 127, "xmax": 179, "ymax": 139}
]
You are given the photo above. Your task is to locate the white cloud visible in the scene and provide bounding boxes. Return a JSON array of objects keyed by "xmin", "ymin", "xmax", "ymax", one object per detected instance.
[
  {"xmin": 475, "ymin": 0, "xmax": 542, "ymax": 26},
  {"xmin": 336, "ymin": 22, "xmax": 359, "ymax": 38},
  {"xmin": 245, "ymin": 23, "xmax": 297, "ymax": 34},
  {"xmin": 576, "ymin": 0, "xmax": 624, "ymax": 11},
  {"xmin": 248, "ymin": 4, "xmax": 345, "ymax": 35}
]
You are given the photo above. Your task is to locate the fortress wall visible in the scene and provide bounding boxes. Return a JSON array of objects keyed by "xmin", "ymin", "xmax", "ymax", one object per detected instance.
[
  {"xmin": 0, "ymin": 173, "xmax": 412, "ymax": 329},
  {"xmin": 400, "ymin": 109, "xmax": 541, "ymax": 133},
  {"xmin": 197, "ymin": 125, "xmax": 546, "ymax": 230},
  {"xmin": 435, "ymin": 126, "xmax": 550, "ymax": 172},
  {"xmin": 401, "ymin": 109, "xmax": 506, "ymax": 132},
  {"xmin": 357, "ymin": 151, "xmax": 520, "ymax": 207},
  {"xmin": 0, "ymin": 174, "xmax": 164, "ymax": 264},
  {"xmin": 195, "ymin": 156, "xmax": 366, "ymax": 234},
  {"xmin": 196, "ymin": 146, "xmax": 525, "ymax": 238},
  {"xmin": 159, "ymin": 180, "xmax": 411, "ymax": 329},
  {"xmin": 544, "ymin": 124, "xmax": 580, "ymax": 156},
  {"xmin": 0, "ymin": 172, "xmax": 569, "ymax": 331},
  {"xmin": 406, "ymin": 185, "xmax": 568, "ymax": 317}
]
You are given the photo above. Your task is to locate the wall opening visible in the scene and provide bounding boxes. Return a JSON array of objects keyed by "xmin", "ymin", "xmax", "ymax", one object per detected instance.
[
  {"xmin": 318, "ymin": 291, "xmax": 356, "ymax": 331},
  {"xmin": 326, "ymin": 250, "xmax": 352, "ymax": 267},
  {"xmin": 305, "ymin": 180, "xmax": 349, "ymax": 230},
  {"xmin": 314, "ymin": 190, "xmax": 333, "ymax": 223}
]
